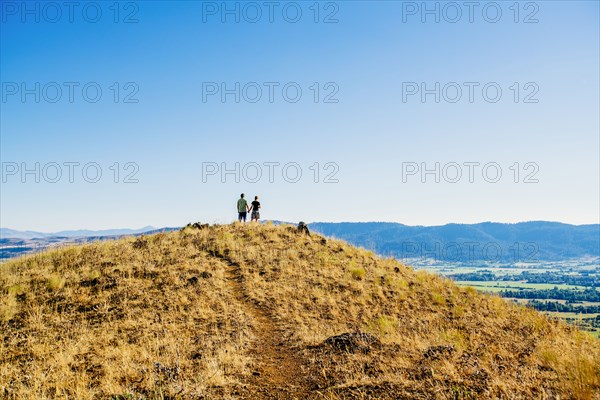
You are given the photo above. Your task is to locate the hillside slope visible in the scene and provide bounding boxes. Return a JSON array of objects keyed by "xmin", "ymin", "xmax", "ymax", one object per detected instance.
[{"xmin": 1, "ymin": 223, "xmax": 598, "ymax": 399}]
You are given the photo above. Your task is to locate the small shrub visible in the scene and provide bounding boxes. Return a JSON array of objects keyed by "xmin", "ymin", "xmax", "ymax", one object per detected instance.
[
  {"xmin": 350, "ymin": 267, "xmax": 366, "ymax": 280},
  {"xmin": 85, "ymin": 270, "xmax": 101, "ymax": 280},
  {"xmin": 47, "ymin": 274, "xmax": 65, "ymax": 291},
  {"xmin": 8, "ymin": 284, "xmax": 25, "ymax": 296},
  {"xmin": 431, "ymin": 292, "xmax": 446, "ymax": 305}
]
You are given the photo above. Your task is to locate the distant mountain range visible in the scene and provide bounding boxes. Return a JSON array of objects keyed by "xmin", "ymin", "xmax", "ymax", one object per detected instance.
[
  {"xmin": 308, "ymin": 221, "xmax": 600, "ymax": 263},
  {"xmin": 0, "ymin": 227, "xmax": 179, "ymax": 260},
  {"xmin": 0, "ymin": 226, "xmax": 158, "ymax": 239},
  {"xmin": 2, "ymin": 222, "xmax": 599, "ymax": 263}
]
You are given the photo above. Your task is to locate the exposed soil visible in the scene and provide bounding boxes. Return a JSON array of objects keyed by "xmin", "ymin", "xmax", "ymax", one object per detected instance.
[{"xmin": 223, "ymin": 256, "xmax": 318, "ymax": 399}]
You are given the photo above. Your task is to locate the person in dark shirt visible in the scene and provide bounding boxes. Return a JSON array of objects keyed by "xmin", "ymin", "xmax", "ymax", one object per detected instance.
[{"xmin": 250, "ymin": 196, "xmax": 261, "ymax": 222}]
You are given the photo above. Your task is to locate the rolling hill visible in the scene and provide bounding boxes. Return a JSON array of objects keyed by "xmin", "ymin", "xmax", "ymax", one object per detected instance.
[
  {"xmin": 1, "ymin": 223, "xmax": 598, "ymax": 399},
  {"xmin": 309, "ymin": 221, "xmax": 600, "ymax": 262}
]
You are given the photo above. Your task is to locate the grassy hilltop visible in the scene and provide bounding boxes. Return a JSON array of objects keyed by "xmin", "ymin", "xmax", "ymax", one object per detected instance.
[{"xmin": 1, "ymin": 223, "xmax": 599, "ymax": 399}]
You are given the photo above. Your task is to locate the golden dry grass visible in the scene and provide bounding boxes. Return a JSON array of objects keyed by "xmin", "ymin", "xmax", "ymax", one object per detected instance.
[
  {"xmin": 1, "ymin": 232, "xmax": 253, "ymax": 399},
  {"xmin": 1, "ymin": 223, "xmax": 599, "ymax": 399}
]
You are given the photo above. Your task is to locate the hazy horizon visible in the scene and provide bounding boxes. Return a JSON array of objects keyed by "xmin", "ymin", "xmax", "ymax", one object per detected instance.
[{"xmin": 3, "ymin": 219, "xmax": 600, "ymax": 234}]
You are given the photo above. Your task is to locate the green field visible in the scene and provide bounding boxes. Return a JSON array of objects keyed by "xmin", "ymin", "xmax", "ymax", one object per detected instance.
[
  {"xmin": 455, "ymin": 280, "xmax": 592, "ymax": 292},
  {"xmin": 543, "ymin": 312, "xmax": 600, "ymax": 319},
  {"xmin": 423, "ymin": 266, "xmax": 561, "ymax": 276},
  {"xmin": 543, "ymin": 312, "xmax": 600, "ymax": 338},
  {"xmin": 505, "ymin": 298, "xmax": 566, "ymax": 304}
]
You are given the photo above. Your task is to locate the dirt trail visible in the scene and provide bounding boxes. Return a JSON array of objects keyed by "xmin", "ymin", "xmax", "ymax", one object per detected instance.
[{"xmin": 221, "ymin": 256, "xmax": 316, "ymax": 399}]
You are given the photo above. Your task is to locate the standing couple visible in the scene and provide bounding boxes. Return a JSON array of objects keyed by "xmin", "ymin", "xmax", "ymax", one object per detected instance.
[{"xmin": 237, "ymin": 193, "xmax": 261, "ymax": 224}]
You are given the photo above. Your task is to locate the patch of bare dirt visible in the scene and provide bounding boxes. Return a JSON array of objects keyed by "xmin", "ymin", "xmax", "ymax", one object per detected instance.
[{"xmin": 222, "ymin": 257, "xmax": 319, "ymax": 399}]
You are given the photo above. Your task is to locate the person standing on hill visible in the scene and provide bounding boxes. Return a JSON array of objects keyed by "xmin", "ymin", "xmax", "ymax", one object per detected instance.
[
  {"xmin": 237, "ymin": 193, "xmax": 249, "ymax": 224},
  {"xmin": 250, "ymin": 196, "xmax": 261, "ymax": 222}
]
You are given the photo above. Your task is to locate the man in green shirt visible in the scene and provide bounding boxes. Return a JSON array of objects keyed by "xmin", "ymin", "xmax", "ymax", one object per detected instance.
[{"xmin": 237, "ymin": 193, "xmax": 249, "ymax": 224}]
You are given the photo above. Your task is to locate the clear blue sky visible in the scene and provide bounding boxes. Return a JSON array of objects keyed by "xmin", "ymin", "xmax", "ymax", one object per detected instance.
[{"xmin": 1, "ymin": 1, "xmax": 599, "ymax": 231}]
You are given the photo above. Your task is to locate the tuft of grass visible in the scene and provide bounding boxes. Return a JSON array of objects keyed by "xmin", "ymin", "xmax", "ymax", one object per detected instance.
[
  {"xmin": 46, "ymin": 274, "xmax": 65, "ymax": 291},
  {"xmin": 350, "ymin": 267, "xmax": 366, "ymax": 280},
  {"xmin": 366, "ymin": 316, "xmax": 397, "ymax": 337},
  {"xmin": 0, "ymin": 292, "xmax": 18, "ymax": 322},
  {"xmin": 440, "ymin": 328, "xmax": 468, "ymax": 353},
  {"xmin": 8, "ymin": 284, "xmax": 25, "ymax": 296},
  {"xmin": 85, "ymin": 270, "xmax": 101, "ymax": 280},
  {"xmin": 452, "ymin": 305, "xmax": 466, "ymax": 318},
  {"xmin": 464, "ymin": 286, "xmax": 478, "ymax": 296},
  {"xmin": 538, "ymin": 346, "xmax": 559, "ymax": 368},
  {"xmin": 431, "ymin": 292, "xmax": 446, "ymax": 306}
]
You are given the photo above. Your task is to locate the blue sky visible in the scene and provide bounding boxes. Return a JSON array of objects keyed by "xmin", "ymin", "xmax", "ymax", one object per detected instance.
[{"xmin": 1, "ymin": 1, "xmax": 599, "ymax": 231}]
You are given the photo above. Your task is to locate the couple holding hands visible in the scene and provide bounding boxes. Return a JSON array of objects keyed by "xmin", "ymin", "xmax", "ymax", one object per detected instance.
[{"xmin": 237, "ymin": 193, "xmax": 261, "ymax": 224}]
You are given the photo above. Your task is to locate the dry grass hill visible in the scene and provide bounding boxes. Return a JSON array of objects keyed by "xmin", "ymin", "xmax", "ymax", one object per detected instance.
[{"xmin": 1, "ymin": 223, "xmax": 599, "ymax": 399}]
